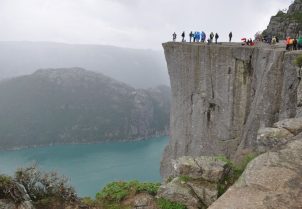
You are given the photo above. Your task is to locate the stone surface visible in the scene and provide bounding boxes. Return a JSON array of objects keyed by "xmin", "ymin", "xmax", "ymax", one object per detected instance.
[
  {"xmin": 256, "ymin": 127, "xmax": 294, "ymax": 153},
  {"xmin": 273, "ymin": 117, "xmax": 302, "ymax": 135},
  {"xmin": 158, "ymin": 156, "xmax": 230, "ymax": 209},
  {"xmin": 157, "ymin": 178, "xmax": 203, "ymax": 209},
  {"xmin": 0, "ymin": 199, "xmax": 34, "ymax": 209},
  {"xmin": 161, "ymin": 42, "xmax": 302, "ymax": 178},
  {"xmin": 208, "ymin": 134, "xmax": 302, "ymax": 209},
  {"xmin": 132, "ymin": 193, "xmax": 157, "ymax": 209},
  {"xmin": 171, "ymin": 156, "xmax": 229, "ymax": 182}
]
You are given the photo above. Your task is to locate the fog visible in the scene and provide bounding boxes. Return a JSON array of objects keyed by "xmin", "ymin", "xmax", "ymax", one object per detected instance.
[{"xmin": 0, "ymin": 0, "xmax": 292, "ymax": 49}]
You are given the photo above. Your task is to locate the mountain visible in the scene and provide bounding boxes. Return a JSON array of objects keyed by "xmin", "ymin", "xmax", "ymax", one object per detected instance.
[
  {"xmin": 0, "ymin": 68, "xmax": 170, "ymax": 149},
  {"xmin": 263, "ymin": 0, "xmax": 302, "ymax": 39},
  {"xmin": 0, "ymin": 41, "xmax": 169, "ymax": 88}
]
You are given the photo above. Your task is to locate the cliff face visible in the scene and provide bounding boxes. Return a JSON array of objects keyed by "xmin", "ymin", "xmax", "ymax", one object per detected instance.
[{"xmin": 161, "ymin": 42, "xmax": 301, "ymax": 178}]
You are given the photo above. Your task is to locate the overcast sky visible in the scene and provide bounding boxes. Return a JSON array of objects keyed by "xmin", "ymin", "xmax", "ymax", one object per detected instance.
[{"xmin": 0, "ymin": 0, "xmax": 293, "ymax": 49}]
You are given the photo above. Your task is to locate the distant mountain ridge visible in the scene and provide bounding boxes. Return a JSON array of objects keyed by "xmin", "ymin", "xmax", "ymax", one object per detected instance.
[
  {"xmin": 0, "ymin": 68, "xmax": 170, "ymax": 149},
  {"xmin": 0, "ymin": 41, "xmax": 169, "ymax": 88}
]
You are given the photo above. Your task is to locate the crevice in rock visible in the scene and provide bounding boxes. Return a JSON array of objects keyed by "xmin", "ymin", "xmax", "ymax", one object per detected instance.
[{"xmin": 186, "ymin": 183, "xmax": 208, "ymax": 209}]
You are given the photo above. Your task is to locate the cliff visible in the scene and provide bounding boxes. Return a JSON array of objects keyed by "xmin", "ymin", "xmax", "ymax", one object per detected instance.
[
  {"xmin": 161, "ymin": 42, "xmax": 302, "ymax": 178},
  {"xmin": 263, "ymin": 0, "xmax": 302, "ymax": 38}
]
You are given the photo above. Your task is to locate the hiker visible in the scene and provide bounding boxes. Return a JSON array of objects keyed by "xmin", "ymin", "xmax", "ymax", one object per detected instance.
[
  {"xmin": 181, "ymin": 31, "xmax": 185, "ymax": 42},
  {"xmin": 293, "ymin": 38, "xmax": 298, "ymax": 50},
  {"xmin": 298, "ymin": 36, "xmax": 302, "ymax": 50},
  {"xmin": 172, "ymin": 32, "xmax": 177, "ymax": 42},
  {"xmin": 271, "ymin": 36, "xmax": 277, "ymax": 45},
  {"xmin": 215, "ymin": 33, "xmax": 219, "ymax": 44},
  {"xmin": 201, "ymin": 31, "xmax": 206, "ymax": 42},
  {"xmin": 189, "ymin": 31, "xmax": 194, "ymax": 42},
  {"xmin": 229, "ymin": 32, "xmax": 233, "ymax": 42},
  {"xmin": 210, "ymin": 32, "xmax": 214, "ymax": 43},
  {"xmin": 276, "ymin": 36, "xmax": 279, "ymax": 43},
  {"xmin": 196, "ymin": 31, "xmax": 201, "ymax": 42},
  {"xmin": 286, "ymin": 37, "xmax": 291, "ymax": 50}
]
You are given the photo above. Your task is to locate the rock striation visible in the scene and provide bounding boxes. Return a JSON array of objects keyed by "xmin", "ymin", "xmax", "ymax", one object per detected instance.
[{"xmin": 161, "ymin": 42, "xmax": 302, "ymax": 179}]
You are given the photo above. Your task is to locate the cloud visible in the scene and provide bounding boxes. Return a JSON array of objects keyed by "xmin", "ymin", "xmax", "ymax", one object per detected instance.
[{"xmin": 0, "ymin": 0, "xmax": 293, "ymax": 49}]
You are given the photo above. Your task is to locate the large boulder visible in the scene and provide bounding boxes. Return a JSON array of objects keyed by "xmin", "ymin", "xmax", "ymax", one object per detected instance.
[
  {"xmin": 256, "ymin": 127, "xmax": 294, "ymax": 153},
  {"xmin": 158, "ymin": 156, "xmax": 230, "ymax": 209},
  {"xmin": 157, "ymin": 178, "xmax": 202, "ymax": 209},
  {"xmin": 208, "ymin": 134, "xmax": 302, "ymax": 209},
  {"xmin": 273, "ymin": 117, "xmax": 302, "ymax": 135},
  {"xmin": 171, "ymin": 156, "xmax": 229, "ymax": 182}
]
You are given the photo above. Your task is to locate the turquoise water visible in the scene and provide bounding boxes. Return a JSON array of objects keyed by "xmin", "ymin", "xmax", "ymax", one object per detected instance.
[{"xmin": 0, "ymin": 136, "xmax": 168, "ymax": 197}]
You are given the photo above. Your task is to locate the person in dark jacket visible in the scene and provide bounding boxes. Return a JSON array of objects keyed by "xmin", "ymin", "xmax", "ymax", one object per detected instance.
[
  {"xmin": 215, "ymin": 33, "xmax": 219, "ymax": 44},
  {"xmin": 229, "ymin": 32, "xmax": 233, "ymax": 42},
  {"xmin": 189, "ymin": 31, "xmax": 193, "ymax": 42},
  {"xmin": 293, "ymin": 38, "xmax": 298, "ymax": 50},
  {"xmin": 181, "ymin": 31, "xmax": 185, "ymax": 42},
  {"xmin": 172, "ymin": 32, "xmax": 177, "ymax": 42},
  {"xmin": 210, "ymin": 32, "xmax": 214, "ymax": 43}
]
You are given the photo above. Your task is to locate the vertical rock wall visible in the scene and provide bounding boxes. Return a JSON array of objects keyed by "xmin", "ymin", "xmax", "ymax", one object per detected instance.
[{"xmin": 161, "ymin": 42, "xmax": 301, "ymax": 178}]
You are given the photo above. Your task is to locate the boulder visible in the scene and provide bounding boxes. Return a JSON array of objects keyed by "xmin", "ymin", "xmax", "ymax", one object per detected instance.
[
  {"xmin": 157, "ymin": 178, "xmax": 202, "ymax": 209},
  {"xmin": 171, "ymin": 156, "xmax": 230, "ymax": 182},
  {"xmin": 273, "ymin": 117, "xmax": 302, "ymax": 135},
  {"xmin": 132, "ymin": 193, "xmax": 157, "ymax": 209},
  {"xmin": 208, "ymin": 135, "xmax": 302, "ymax": 209},
  {"xmin": 159, "ymin": 156, "xmax": 230, "ymax": 209},
  {"xmin": 256, "ymin": 127, "xmax": 294, "ymax": 153}
]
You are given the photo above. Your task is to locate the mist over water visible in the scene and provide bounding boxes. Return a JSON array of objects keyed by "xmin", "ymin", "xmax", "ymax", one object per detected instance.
[{"xmin": 0, "ymin": 136, "xmax": 168, "ymax": 197}]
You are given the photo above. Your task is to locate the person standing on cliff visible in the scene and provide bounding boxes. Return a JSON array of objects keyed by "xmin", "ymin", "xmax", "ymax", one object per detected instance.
[
  {"xmin": 181, "ymin": 31, "xmax": 185, "ymax": 42},
  {"xmin": 229, "ymin": 32, "xmax": 233, "ymax": 42},
  {"xmin": 293, "ymin": 38, "xmax": 298, "ymax": 50},
  {"xmin": 210, "ymin": 32, "xmax": 214, "ymax": 43},
  {"xmin": 189, "ymin": 31, "xmax": 193, "ymax": 42},
  {"xmin": 215, "ymin": 33, "xmax": 219, "ymax": 44},
  {"xmin": 298, "ymin": 36, "xmax": 302, "ymax": 50},
  {"xmin": 172, "ymin": 32, "xmax": 177, "ymax": 42}
]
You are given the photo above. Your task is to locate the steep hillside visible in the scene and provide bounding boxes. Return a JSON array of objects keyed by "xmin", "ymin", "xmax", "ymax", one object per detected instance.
[
  {"xmin": 0, "ymin": 41, "xmax": 169, "ymax": 88},
  {"xmin": 263, "ymin": 0, "xmax": 302, "ymax": 38},
  {"xmin": 0, "ymin": 68, "xmax": 170, "ymax": 149}
]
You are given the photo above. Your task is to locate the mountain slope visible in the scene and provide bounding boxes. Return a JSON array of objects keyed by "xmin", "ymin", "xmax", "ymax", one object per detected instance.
[
  {"xmin": 0, "ymin": 41, "xmax": 169, "ymax": 88},
  {"xmin": 0, "ymin": 68, "xmax": 170, "ymax": 149},
  {"xmin": 263, "ymin": 0, "xmax": 302, "ymax": 39}
]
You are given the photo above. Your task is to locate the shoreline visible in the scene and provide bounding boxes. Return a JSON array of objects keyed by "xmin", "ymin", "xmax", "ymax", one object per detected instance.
[{"xmin": 0, "ymin": 134, "xmax": 169, "ymax": 151}]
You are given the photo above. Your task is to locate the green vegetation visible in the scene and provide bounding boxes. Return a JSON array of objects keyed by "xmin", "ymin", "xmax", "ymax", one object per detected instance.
[
  {"xmin": 216, "ymin": 153, "xmax": 257, "ymax": 197},
  {"xmin": 0, "ymin": 165, "xmax": 77, "ymax": 209},
  {"xmin": 294, "ymin": 55, "xmax": 302, "ymax": 68},
  {"xmin": 156, "ymin": 198, "xmax": 187, "ymax": 209},
  {"xmin": 179, "ymin": 175, "xmax": 192, "ymax": 183},
  {"xmin": 96, "ymin": 181, "xmax": 160, "ymax": 203}
]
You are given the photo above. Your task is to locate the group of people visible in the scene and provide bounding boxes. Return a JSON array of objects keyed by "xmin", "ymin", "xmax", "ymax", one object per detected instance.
[
  {"xmin": 286, "ymin": 36, "xmax": 302, "ymax": 51},
  {"xmin": 172, "ymin": 31, "xmax": 233, "ymax": 44}
]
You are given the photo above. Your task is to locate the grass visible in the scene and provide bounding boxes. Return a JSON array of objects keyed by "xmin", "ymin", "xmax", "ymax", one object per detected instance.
[
  {"xmin": 96, "ymin": 180, "xmax": 160, "ymax": 203},
  {"xmin": 179, "ymin": 176, "xmax": 192, "ymax": 183},
  {"xmin": 156, "ymin": 198, "xmax": 187, "ymax": 209},
  {"xmin": 294, "ymin": 55, "xmax": 302, "ymax": 68},
  {"xmin": 216, "ymin": 153, "xmax": 257, "ymax": 197}
]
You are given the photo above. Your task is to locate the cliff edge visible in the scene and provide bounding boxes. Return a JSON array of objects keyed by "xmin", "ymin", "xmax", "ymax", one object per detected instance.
[{"xmin": 161, "ymin": 42, "xmax": 302, "ymax": 178}]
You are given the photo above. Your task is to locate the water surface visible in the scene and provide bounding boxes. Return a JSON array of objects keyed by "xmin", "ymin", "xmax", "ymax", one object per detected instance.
[{"xmin": 0, "ymin": 136, "xmax": 168, "ymax": 197}]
